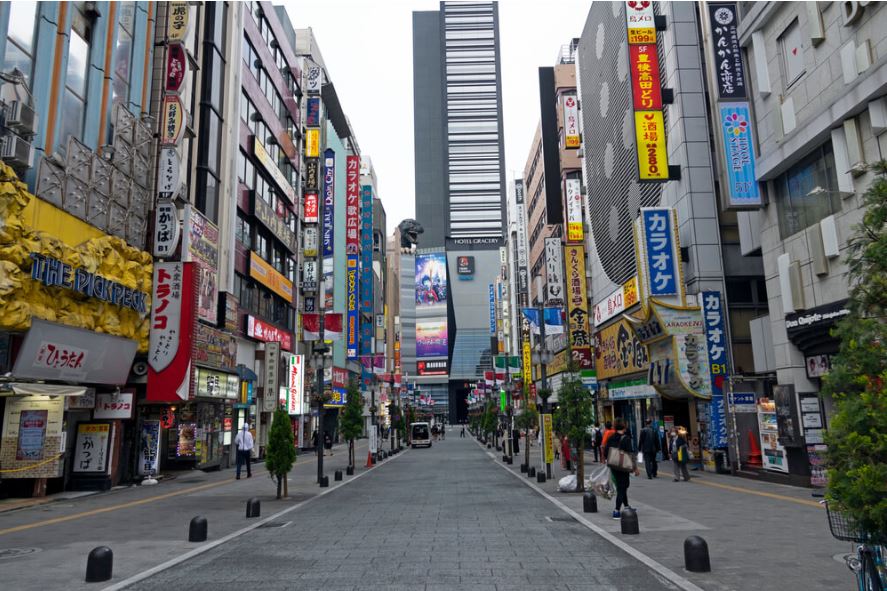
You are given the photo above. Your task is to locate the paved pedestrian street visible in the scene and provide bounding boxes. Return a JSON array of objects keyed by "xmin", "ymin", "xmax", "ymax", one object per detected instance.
[{"xmin": 0, "ymin": 434, "xmax": 853, "ymax": 591}]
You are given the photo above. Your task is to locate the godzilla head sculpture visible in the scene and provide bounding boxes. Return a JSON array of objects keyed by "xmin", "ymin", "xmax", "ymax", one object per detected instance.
[{"xmin": 398, "ymin": 219, "xmax": 424, "ymax": 249}]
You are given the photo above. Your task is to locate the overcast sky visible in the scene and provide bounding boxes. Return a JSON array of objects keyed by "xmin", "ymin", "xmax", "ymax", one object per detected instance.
[{"xmin": 285, "ymin": 0, "xmax": 592, "ymax": 234}]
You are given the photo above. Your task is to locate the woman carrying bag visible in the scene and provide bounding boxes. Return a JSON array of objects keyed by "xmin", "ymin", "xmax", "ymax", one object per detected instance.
[
  {"xmin": 604, "ymin": 419, "xmax": 640, "ymax": 519},
  {"xmin": 671, "ymin": 427, "xmax": 691, "ymax": 482}
]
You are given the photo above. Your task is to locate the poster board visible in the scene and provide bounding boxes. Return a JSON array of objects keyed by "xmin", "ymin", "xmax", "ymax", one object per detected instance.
[
  {"xmin": 0, "ymin": 396, "xmax": 65, "ymax": 479},
  {"xmin": 72, "ymin": 422, "xmax": 113, "ymax": 474}
]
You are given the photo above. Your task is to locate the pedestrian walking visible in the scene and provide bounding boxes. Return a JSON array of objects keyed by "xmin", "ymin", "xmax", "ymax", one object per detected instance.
[
  {"xmin": 592, "ymin": 423, "xmax": 603, "ymax": 463},
  {"xmin": 600, "ymin": 421, "xmax": 615, "ymax": 460},
  {"xmin": 311, "ymin": 429, "xmax": 319, "ymax": 450},
  {"xmin": 658, "ymin": 425, "xmax": 669, "ymax": 461},
  {"xmin": 441, "ymin": 424, "xmax": 446, "ymax": 440},
  {"xmin": 512, "ymin": 428, "xmax": 520, "ymax": 454},
  {"xmin": 234, "ymin": 423, "xmax": 254, "ymax": 479},
  {"xmin": 460, "ymin": 425, "xmax": 466, "ymax": 438},
  {"xmin": 324, "ymin": 431, "xmax": 333, "ymax": 456},
  {"xmin": 605, "ymin": 419, "xmax": 639, "ymax": 519},
  {"xmin": 671, "ymin": 428, "xmax": 691, "ymax": 482},
  {"xmin": 637, "ymin": 418, "xmax": 660, "ymax": 478}
]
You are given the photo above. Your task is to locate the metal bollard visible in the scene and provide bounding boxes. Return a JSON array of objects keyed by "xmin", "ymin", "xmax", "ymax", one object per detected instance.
[
  {"xmin": 246, "ymin": 497, "xmax": 261, "ymax": 518},
  {"xmin": 520, "ymin": 463, "xmax": 528, "ymax": 473},
  {"xmin": 583, "ymin": 492, "xmax": 598, "ymax": 513},
  {"xmin": 320, "ymin": 475, "xmax": 329, "ymax": 487},
  {"xmin": 506, "ymin": 456, "xmax": 513, "ymax": 465},
  {"xmin": 188, "ymin": 516, "xmax": 208, "ymax": 542},
  {"xmin": 536, "ymin": 472, "xmax": 546, "ymax": 483},
  {"xmin": 528, "ymin": 466, "xmax": 536, "ymax": 478},
  {"xmin": 346, "ymin": 465, "xmax": 355, "ymax": 476},
  {"xmin": 620, "ymin": 507, "xmax": 639, "ymax": 535},
  {"xmin": 85, "ymin": 546, "xmax": 113, "ymax": 582},
  {"xmin": 684, "ymin": 536, "xmax": 711, "ymax": 572},
  {"xmin": 334, "ymin": 470, "xmax": 343, "ymax": 481}
]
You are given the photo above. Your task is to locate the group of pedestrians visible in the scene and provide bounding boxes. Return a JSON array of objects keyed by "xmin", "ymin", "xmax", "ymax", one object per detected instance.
[{"xmin": 597, "ymin": 418, "xmax": 693, "ymax": 519}]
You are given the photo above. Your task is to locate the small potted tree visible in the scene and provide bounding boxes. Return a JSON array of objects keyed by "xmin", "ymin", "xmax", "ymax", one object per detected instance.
[
  {"xmin": 553, "ymin": 366, "xmax": 594, "ymax": 492},
  {"xmin": 514, "ymin": 406, "xmax": 538, "ymax": 471},
  {"xmin": 339, "ymin": 383, "xmax": 364, "ymax": 470},
  {"xmin": 265, "ymin": 408, "xmax": 297, "ymax": 499}
]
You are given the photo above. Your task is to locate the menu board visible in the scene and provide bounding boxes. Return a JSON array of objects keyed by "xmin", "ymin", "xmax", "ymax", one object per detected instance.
[{"xmin": 757, "ymin": 399, "xmax": 788, "ymax": 473}]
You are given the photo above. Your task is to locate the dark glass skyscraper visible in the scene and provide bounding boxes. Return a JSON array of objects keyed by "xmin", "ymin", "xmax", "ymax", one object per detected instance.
[{"xmin": 413, "ymin": 1, "xmax": 506, "ymax": 245}]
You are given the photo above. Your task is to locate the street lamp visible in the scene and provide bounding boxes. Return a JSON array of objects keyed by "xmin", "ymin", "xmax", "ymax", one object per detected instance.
[
  {"xmin": 313, "ymin": 329, "xmax": 330, "ymax": 485},
  {"xmin": 532, "ymin": 336, "xmax": 554, "ymax": 479}
]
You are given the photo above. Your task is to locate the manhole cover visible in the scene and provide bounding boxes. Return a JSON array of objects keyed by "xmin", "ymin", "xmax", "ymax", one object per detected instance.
[
  {"xmin": 257, "ymin": 521, "xmax": 291, "ymax": 529},
  {"xmin": 546, "ymin": 516, "xmax": 577, "ymax": 523},
  {"xmin": 0, "ymin": 548, "xmax": 42, "ymax": 560}
]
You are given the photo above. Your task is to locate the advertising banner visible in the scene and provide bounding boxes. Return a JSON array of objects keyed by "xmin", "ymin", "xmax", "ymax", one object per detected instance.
[
  {"xmin": 595, "ymin": 318, "xmax": 649, "ymax": 380},
  {"xmin": 160, "ymin": 95, "xmax": 185, "ymax": 146},
  {"xmin": 514, "ymin": 180, "xmax": 530, "ymax": 296},
  {"xmin": 346, "ymin": 254, "xmax": 358, "ymax": 358},
  {"xmin": 629, "ymin": 44, "xmax": 662, "ymax": 111},
  {"xmin": 306, "ymin": 65, "xmax": 322, "ymax": 93},
  {"xmin": 73, "ymin": 423, "xmax": 111, "ymax": 474},
  {"xmin": 634, "ymin": 111, "xmax": 669, "ymax": 181},
  {"xmin": 360, "ymin": 185, "xmax": 374, "ymax": 359},
  {"xmin": 346, "ymin": 156, "xmax": 360, "ymax": 256},
  {"xmin": 564, "ymin": 245, "xmax": 593, "ymax": 369},
  {"xmin": 305, "ymin": 158, "xmax": 319, "ymax": 191},
  {"xmin": 702, "ymin": 291, "xmax": 729, "ymax": 447},
  {"xmin": 156, "ymin": 147, "xmax": 182, "ymax": 199},
  {"xmin": 246, "ymin": 315, "xmax": 293, "ymax": 351},
  {"xmin": 415, "ymin": 253, "xmax": 448, "ymax": 307},
  {"xmin": 322, "ymin": 150, "xmax": 335, "ymax": 257},
  {"xmin": 625, "ymin": 0, "xmax": 656, "ymax": 44},
  {"xmin": 306, "ymin": 97, "xmax": 321, "ymax": 127},
  {"xmin": 457, "ymin": 255, "xmax": 475, "ymax": 278},
  {"xmin": 718, "ymin": 102, "xmax": 761, "ymax": 207},
  {"xmin": 562, "ymin": 95, "xmax": 580, "ymax": 148},
  {"xmin": 707, "ymin": 3, "xmax": 747, "ymax": 100},
  {"xmin": 565, "ymin": 178, "xmax": 583, "ymax": 242},
  {"xmin": 165, "ymin": 43, "xmax": 186, "ymax": 93},
  {"xmin": 303, "ymin": 192, "xmax": 318, "ymax": 224},
  {"xmin": 166, "ymin": 2, "xmax": 190, "ymax": 41},
  {"xmin": 1, "ymin": 396, "xmax": 63, "ymax": 479},
  {"xmin": 94, "ymin": 391, "xmax": 134, "ymax": 420},
  {"xmin": 544, "ymin": 238, "xmax": 565, "ymax": 306},
  {"xmin": 249, "ymin": 252, "xmax": 293, "ymax": 302},
  {"xmin": 153, "ymin": 200, "xmax": 180, "ymax": 258},
  {"xmin": 542, "ymin": 414, "xmax": 554, "ymax": 464},
  {"xmin": 264, "ymin": 342, "xmax": 280, "ymax": 408},
  {"xmin": 305, "ymin": 129, "xmax": 320, "ymax": 158},
  {"xmin": 253, "ymin": 138, "xmax": 296, "ymax": 202},
  {"xmin": 302, "ymin": 260, "xmax": 318, "ymax": 291},
  {"xmin": 286, "ymin": 354, "xmax": 304, "ymax": 415},
  {"xmin": 138, "ymin": 420, "xmax": 161, "ymax": 476},
  {"xmin": 182, "ymin": 205, "xmax": 219, "ymax": 324},
  {"xmin": 593, "ymin": 276, "xmax": 639, "ymax": 327},
  {"xmin": 643, "ymin": 303, "xmax": 712, "ymax": 399},
  {"xmin": 303, "ymin": 225, "xmax": 318, "ymax": 257},
  {"xmin": 416, "ymin": 320, "xmax": 448, "ymax": 358},
  {"xmin": 147, "ymin": 262, "xmax": 195, "ymax": 402},
  {"xmin": 417, "ymin": 359, "xmax": 448, "ymax": 376},
  {"xmin": 639, "ymin": 207, "xmax": 682, "ymax": 299}
]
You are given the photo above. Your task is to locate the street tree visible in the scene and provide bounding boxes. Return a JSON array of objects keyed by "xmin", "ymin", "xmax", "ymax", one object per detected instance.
[
  {"xmin": 553, "ymin": 366, "xmax": 594, "ymax": 492},
  {"xmin": 265, "ymin": 408, "xmax": 297, "ymax": 499},
  {"xmin": 514, "ymin": 405, "xmax": 538, "ymax": 470},
  {"xmin": 822, "ymin": 162, "xmax": 887, "ymax": 537},
  {"xmin": 339, "ymin": 384, "xmax": 364, "ymax": 469}
]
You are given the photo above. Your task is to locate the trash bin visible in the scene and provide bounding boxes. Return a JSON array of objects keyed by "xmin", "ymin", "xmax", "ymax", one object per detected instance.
[{"xmin": 714, "ymin": 450, "xmax": 729, "ymax": 474}]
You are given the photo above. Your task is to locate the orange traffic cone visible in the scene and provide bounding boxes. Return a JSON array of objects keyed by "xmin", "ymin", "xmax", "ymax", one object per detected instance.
[
  {"xmin": 746, "ymin": 429, "xmax": 763, "ymax": 467},
  {"xmin": 366, "ymin": 449, "xmax": 374, "ymax": 468}
]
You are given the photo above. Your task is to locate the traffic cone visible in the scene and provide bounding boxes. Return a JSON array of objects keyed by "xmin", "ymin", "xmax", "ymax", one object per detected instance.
[
  {"xmin": 366, "ymin": 449, "xmax": 374, "ymax": 468},
  {"xmin": 746, "ymin": 429, "xmax": 763, "ymax": 467}
]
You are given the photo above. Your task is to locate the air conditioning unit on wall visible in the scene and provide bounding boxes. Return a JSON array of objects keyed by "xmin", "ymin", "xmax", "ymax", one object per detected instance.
[
  {"xmin": 0, "ymin": 134, "xmax": 32, "ymax": 168},
  {"xmin": 5, "ymin": 100, "xmax": 37, "ymax": 136}
]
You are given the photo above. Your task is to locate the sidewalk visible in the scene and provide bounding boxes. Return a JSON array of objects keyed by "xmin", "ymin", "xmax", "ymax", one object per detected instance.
[
  {"xmin": 486, "ymin": 437, "xmax": 849, "ymax": 591},
  {"xmin": 0, "ymin": 437, "xmax": 397, "ymax": 590}
]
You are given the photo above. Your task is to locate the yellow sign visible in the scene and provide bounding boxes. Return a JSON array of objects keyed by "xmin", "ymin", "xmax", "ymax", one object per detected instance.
[
  {"xmin": 542, "ymin": 413, "xmax": 554, "ymax": 464},
  {"xmin": 522, "ymin": 339, "xmax": 532, "ymax": 393},
  {"xmin": 167, "ymin": 2, "xmax": 190, "ymax": 42},
  {"xmin": 634, "ymin": 111, "xmax": 669, "ymax": 180},
  {"xmin": 565, "ymin": 135, "xmax": 580, "ymax": 149},
  {"xmin": 253, "ymin": 137, "xmax": 296, "ymax": 202},
  {"xmin": 160, "ymin": 95, "xmax": 185, "ymax": 145},
  {"xmin": 249, "ymin": 252, "xmax": 293, "ymax": 301},
  {"xmin": 595, "ymin": 318, "xmax": 649, "ymax": 380},
  {"xmin": 624, "ymin": 276, "xmax": 639, "ymax": 308},
  {"xmin": 305, "ymin": 129, "xmax": 320, "ymax": 158}
]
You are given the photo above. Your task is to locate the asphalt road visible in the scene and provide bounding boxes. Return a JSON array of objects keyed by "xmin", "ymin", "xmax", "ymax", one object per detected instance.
[{"xmin": 124, "ymin": 435, "xmax": 677, "ymax": 591}]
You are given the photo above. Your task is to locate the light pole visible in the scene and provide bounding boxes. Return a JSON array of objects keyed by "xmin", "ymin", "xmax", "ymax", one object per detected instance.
[
  {"xmin": 532, "ymin": 308, "xmax": 554, "ymax": 479},
  {"xmin": 314, "ymin": 323, "xmax": 329, "ymax": 484}
]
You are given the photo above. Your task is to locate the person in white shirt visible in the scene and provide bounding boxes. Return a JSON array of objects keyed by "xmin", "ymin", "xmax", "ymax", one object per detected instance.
[{"xmin": 234, "ymin": 423, "xmax": 254, "ymax": 479}]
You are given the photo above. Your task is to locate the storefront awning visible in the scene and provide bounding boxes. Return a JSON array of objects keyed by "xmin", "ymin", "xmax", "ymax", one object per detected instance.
[{"xmin": 3, "ymin": 383, "xmax": 89, "ymax": 397}]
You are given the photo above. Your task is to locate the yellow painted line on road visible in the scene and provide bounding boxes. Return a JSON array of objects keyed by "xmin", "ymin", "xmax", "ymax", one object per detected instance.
[
  {"xmin": 0, "ymin": 475, "xmax": 260, "ymax": 537},
  {"xmin": 693, "ymin": 479, "xmax": 823, "ymax": 508}
]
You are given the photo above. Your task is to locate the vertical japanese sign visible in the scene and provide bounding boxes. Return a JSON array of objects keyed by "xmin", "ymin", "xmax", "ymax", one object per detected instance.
[
  {"xmin": 345, "ymin": 156, "xmax": 360, "ymax": 359},
  {"xmin": 264, "ymin": 342, "xmax": 280, "ymax": 411},
  {"xmin": 305, "ymin": 129, "xmax": 320, "ymax": 158},
  {"xmin": 489, "ymin": 284, "xmax": 496, "ymax": 335},
  {"xmin": 544, "ymin": 237, "xmax": 565, "ymax": 306},
  {"xmin": 138, "ymin": 420, "xmax": 161, "ymax": 476},
  {"xmin": 152, "ymin": 200, "xmax": 180, "ymax": 258},
  {"xmin": 360, "ymin": 185, "xmax": 374, "ymax": 360},
  {"xmin": 719, "ymin": 102, "xmax": 761, "ymax": 206},
  {"xmin": 322, "ymin": 149, "xmax": 335, "ymax": 257},
  {"xmin": 305, "ymin": 97, "xmax": 321, "ymax": 127},
  {"xmin": 707, "ymin": 3, "xmax": 747, "ymax": 100},
  {"xmin": 565, "ymin": 178, "xmax": 583, "ymax": 242},
  {"xmin": 286, "ymin": 354, "xmax": 304, "ymax": 415},
  {"xmin": 564, "ymin": 245, "xmax": 593, "ymax": 369},
  {"xmin": 638, "ymin": 207, "xmax": 682, "ymax": 299},
  {"xmin": 73, "ymin": 423, "xmax": 111, "ymax": 474},
  {"xmin": 562, "ymin": 95, "xmax": 580, "ymax": 148},
  {"xmin": 147, "ymin": 262, "xmax": 195, "ymax": 402},
  {"xmin": 303, "ymin": 193, "xmax": 318, "ymax": 223},
  {"xmin": 166, "ymin": 2, "xmax": 190, "ymax": 42},
  {"xmin": 514, "ymin": 180, "xmax": 530, "ymax": 297},
  {"xmin": 542, "ymin": 414, "xmax": 554, "ymax": 464},
  {"xmin": 702, "ymin": 291, "xmax": 729, "ymax": 448},
  {"xmin": 182, "ymin": 205, "xmax": 219, "ymax": 324},
  {"xmin": 626, "ymin": 1, "xmax": 669, "ymax": 182}
]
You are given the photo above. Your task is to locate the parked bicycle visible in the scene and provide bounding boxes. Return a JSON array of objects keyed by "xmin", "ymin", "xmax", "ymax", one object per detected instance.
[{"xmin": 819, "ymin": 495, "xmax": 886, "ymax": 590}]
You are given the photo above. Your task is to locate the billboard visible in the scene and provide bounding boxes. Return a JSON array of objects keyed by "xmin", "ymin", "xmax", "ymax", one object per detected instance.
[
  {"xmin": 345, "ymin": 156, "xmax": 360, "ymax": 255},
  {"xmin": 346, "ymin": 254, "xmax": 358, "ymax": 359},
  {"xmin": 322, "ymin": 149, "xmax": 335, "ymax": 256},
  {"xmin": 562, "ymin": 95, "xmax": 580, "ymax": 148},
  {"xmin": 359, "ymin": 185, "xmax": 374, "ymax": 359},
  {"xmin": 544, "ymin": 237, "xmax": 565, "ymax": 306},
  {"xmin": 286, "ymin": 354, "xmax": 305, "ymax": 416},
  {"xmin": 415, "ymin": 252, "xmax": 448, "ymax": 307},
  {"xmin": 564, "ymin": 245, "xmax": 593, "ymax": 369},
  {"xmin": 416, "ymin": 320, "xmax": 448, "ymax": 358},
  {"xmin": 638, "ymin": 207, "xmax": 683, "ymax": 300},
  {"xmin": 182, "ymin": 205, "xmax": 219, "ymax": 324},
  {"xmin": 565, "ymin": 178, "xmax": 583, "ymax": 242},
  {"xmin": 719, "ymin": 102, "xmax": 761, "ymax": 207}
]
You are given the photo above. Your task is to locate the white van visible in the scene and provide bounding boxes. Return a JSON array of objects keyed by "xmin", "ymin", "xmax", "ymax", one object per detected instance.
[{"xmin": 411, "ymin": 422, "xmax": 432, "ymax": 448}]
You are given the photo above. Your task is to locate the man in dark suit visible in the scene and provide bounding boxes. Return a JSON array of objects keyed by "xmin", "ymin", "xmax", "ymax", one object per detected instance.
[{"xmin": 637, "ymin": 418, "xmax": 660, "ymax": 478}]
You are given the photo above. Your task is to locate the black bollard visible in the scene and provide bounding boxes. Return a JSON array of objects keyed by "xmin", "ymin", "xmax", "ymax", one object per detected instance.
[
  {"xmin": 320, "ymin": 475, "xmax": 329, "ymax": 487},
  {"xmin": 537, "ymin": 472, "xmax": 546, "ymax": 483},
  {"xmin": 684, "ymin": 536, "xmax": 711, "ymax": 572},
  {"xmin": 520, "ymin": 463, "xmax": 528, "ymax": 473},
  {"xmin": 334, "ymin": 470, "xmax": 343, "ymax": 481},
  {"xmin": 85, "ymin": 546, "xmax": 113, "ymax": 582},
  {"xmin": 583, "ymin": 492, "xmax": 598, "ymax": 513},
  {"xmin": 246, "ymin": 497, "xmax": 261, "ymax": 518},
  {"xmin": 188, "ymin": 516, "xmax": 208, "ymax": 542},
  {"xmin": 528, "ymin": 466, "xmax": 536, "ymax": 478},
  {"xmin": 620, "ymin": 508, "xmax": 639, "ymax": 535},
  {"xmin": 507, "ymin": 456, "xmax": 513, "ymax": 465},
  {"xmin": 346, "ymin": 465, "xmax": 355, "ymax": 476},
  {"xmin": 487, "ymin": 443, "xmax": 492, "ymax": 448}
]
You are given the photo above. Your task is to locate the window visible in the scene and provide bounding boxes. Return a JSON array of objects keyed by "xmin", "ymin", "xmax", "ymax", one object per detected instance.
[
  {"xmin": 111, "ymin": 2, "xmax": 135, "ymax": 109},
  {"xmin": 774, "ymin": 143, "xmax": 840, "ymax": 239},
  {"xmin": 58, "ymin": 9, "xmax": 92, "ymax": 155},
  {"xmin": 195, "ymin": 168, "xmax": 220, "ymax": 222},
  {"xmin": 3, "ymin": 1, "xmax": 38, "ymax": 85},
  {"xmin": 235, "ymin": 213, "xmax": 252, "ymax": 249},
  {"xmin": 779, "ymin": 19, "xmax": 804, "ymax": 87}
]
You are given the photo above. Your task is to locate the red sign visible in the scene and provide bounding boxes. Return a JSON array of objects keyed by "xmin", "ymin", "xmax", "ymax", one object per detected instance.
[
  {"xmin": 345, "ymin": 156, "xmax": 360, "ymax": 255},
  {"xmin": 332, "ymin": 366, "xmax": 348, "ymax": 389},
  {"xmin": 246, "ymin": 315, "xmax": 293, "ymax": 351},
  {"xmin": 629, "ymin": 44, "xmax": 662, "ymax": 111},
  {"xmin": 530, "ymin": 383, "xmax": 537, "ymax": 398},
  {"xmin": 166, "ymin": 43, "xmax": 186, "ymax": 92},
  {"xmin": 303, "ymin": 192, "xmax": 318, "ymax": 223},
  {"xmin": 147, "ymin": 262, "xmax": 196, "ymax": 403}
]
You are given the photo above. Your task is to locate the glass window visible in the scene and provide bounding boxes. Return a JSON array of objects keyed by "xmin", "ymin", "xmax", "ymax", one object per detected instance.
[
  {"xmin": 774, "ymin": 143, "xmax": 840, "ymax": 239},
  {"xmin": 59, "ymin": 13, "xmax": 91, "ymax": 154},
  {"xmin": 196, "ymin": 168, "xmax": 220, "ymax": 222},
  {"xmin": 111, "ymin": 2, "xmax": 135, "ymax": 108},
  {"xmin": 779, "ymin": 19, "xmax": 805, "ymax": 86},
  {"xmin": 3, "ymin": 1, "xmax": 38, "ymax": 85}
]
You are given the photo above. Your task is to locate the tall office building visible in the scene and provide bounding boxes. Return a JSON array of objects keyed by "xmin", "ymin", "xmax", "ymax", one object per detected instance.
[
  {"xmin": 412, "ymin": 1, "xmax": 507, "ymax": 422},
  {"xmin": 413, "ymin": 1, "xmax": 506, "ymax": 243}
]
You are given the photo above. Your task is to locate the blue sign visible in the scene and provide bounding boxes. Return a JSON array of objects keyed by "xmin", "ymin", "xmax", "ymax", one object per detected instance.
[
  {"xmin": 346, "ymin": 254, "xmax": 359, "ymax": 359},
  {"xmin": 719, "ymin": 102, "xmax": 761, "ymax": 207},
  {"xmin": 641, "ymin": 208, "xmax": 679, "ymax": 297},
  {"xmin": 702, "ymin": 290, "xmax": 729, "ymax": 448},
  {"xmin": 359, "ymin": 185, "xmax": 374, "ymax": 359},
  {"xmin": 322, "ymin": 149, "xmax": 335, "ymax": 257},
  {"xmin": 488, "ymin": 284, "xmax": 496, "ymax": 335},
  {"xmin": 730, "ymin": 392, "xmax": 755, "ymax": 407},
  {"xmin": 306, "ymin": 97, "xmax": 321, "ymax": 127}
]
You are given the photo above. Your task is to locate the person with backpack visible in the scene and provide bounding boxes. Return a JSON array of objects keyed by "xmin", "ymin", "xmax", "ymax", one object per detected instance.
[
  {"xmin": 671, "ymin": 427, "xmax": 691, "ymax": 481},
  {"xmin": 605, "ymin": 419, "xmax": 639, "ymax": 519},
  {"xmin": 637, "ymin": 418, "xmax": 660, "ymax": 479}
]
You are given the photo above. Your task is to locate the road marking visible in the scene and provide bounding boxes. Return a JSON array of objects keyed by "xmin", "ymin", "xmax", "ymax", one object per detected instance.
[
  {"xmin": 692, "ymin": 479, "xmax": 823, "ymax": 508},
  {"xmin": 102, "ymin": 448, "xmax": 408, "ymax": 590},
  {"xmin": 475, "ymin": 438, "xmax": 704, "ymax": 591}
]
